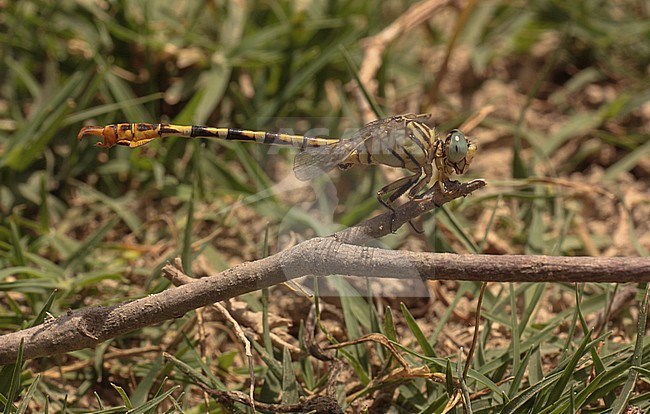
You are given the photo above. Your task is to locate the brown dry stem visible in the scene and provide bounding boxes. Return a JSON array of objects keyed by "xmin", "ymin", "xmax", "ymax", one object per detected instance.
[{"xmin": 353, "ymin": 0, "xmax": 454, "ymax": 122}]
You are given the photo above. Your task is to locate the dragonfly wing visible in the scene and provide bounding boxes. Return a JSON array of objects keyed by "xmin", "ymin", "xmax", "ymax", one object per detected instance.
[
  {"xmin": 293, "ymin": 114, "xmax": 428, "ymax": 181},
  {"xmin": 293, "ymin": 140, "xmax": 356, "ymax": 181},
  {"xmin": 292, "ymin": 118, "xmax": 390, "ymax": 181},
  {"xmin": 349, "ymin": 115, "xmax": 415, "ymax": 156}
]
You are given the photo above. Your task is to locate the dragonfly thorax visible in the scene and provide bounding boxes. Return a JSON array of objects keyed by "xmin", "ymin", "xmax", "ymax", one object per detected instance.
[{"xmin": 341, "ymin": 117, "xmax": 436, "ymax": 172}]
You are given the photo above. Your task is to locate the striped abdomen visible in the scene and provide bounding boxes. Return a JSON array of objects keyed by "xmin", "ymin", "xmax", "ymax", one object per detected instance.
[{"xmin": 77, "ymin": 123, "xmax": 339, "ymax": 149}]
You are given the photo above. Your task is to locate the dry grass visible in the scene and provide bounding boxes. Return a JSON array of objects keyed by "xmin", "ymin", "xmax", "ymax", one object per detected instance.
[{"xmin": 0, "ymin": 0, "xmax": 649, "ymax": 412}]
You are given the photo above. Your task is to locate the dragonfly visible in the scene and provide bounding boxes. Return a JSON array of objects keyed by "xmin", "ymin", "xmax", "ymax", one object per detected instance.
[{"xmin": 78, "ymin": 114, "xmax": 476, "ymax": 230}]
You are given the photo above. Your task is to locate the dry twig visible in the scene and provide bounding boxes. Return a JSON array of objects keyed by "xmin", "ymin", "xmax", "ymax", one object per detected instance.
[{"xmin": 1, "ymin": 179, "xmax": 649, "ymax": 365}]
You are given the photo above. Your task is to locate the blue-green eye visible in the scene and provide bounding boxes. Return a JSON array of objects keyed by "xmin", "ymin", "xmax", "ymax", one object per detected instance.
[{"xmin": 447, "ymin": 130, "xmax": 468, "ymax": 163}]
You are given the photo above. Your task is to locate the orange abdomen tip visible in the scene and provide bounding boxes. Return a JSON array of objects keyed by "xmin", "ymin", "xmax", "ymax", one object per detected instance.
[{"xmin": 77, "ymin": 125, "xmax": 118, "ymax": 148}]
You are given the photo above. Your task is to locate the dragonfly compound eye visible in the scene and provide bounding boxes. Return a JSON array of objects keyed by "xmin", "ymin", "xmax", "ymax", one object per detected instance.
[{"xmin": 446, "ymin": 130, "xmax": 468, "ymax": 163}]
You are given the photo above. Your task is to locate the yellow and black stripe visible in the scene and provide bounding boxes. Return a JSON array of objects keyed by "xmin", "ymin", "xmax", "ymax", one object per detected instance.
[{"xmin": 77, "ymin": 123, "xmax": 339, "ymax": 149}]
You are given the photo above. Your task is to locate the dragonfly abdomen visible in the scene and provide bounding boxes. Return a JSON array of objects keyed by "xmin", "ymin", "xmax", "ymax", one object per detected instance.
[
  {"xmin": 78, "ymin": 123, "xmax": 339, "ymax": 149},
  {"xmin": 224, "ymin": 128, "xmax": 338, "ymax": 149}
]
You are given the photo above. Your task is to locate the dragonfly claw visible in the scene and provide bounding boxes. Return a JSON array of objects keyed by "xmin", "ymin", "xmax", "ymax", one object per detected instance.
[{"xmin": 78, "ymin": 125, "xmax": 117, "ymax": 148}]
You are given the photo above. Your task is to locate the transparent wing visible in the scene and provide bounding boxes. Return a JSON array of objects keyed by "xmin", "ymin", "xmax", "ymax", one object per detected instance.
[
  {"xmin": 292, "ymin": 114, "xmax": 429, "ymax": 181},
  {"xmin": 293, "ymin": 140, "xmax": 357, "ymax": 181}
]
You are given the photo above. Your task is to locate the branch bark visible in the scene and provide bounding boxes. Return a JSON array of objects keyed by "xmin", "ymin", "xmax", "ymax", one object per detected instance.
[{"xmin": 1, "ymin": 179, "xmax": 648, "ymax": 365}]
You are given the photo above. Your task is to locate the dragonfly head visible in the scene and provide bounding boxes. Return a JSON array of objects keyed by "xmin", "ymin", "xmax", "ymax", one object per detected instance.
[{"xmin": 445, "ymin": 129, "xmax": 476, "ymax": 175}]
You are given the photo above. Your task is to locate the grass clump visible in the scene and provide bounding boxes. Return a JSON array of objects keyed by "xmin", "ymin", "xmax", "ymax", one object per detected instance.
[{"xmin": 0, "ymin": 0, "xmax": 649, "ymax": 412}]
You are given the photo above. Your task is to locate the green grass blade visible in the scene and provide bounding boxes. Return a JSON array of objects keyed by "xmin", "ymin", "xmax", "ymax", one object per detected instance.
[
  {"xmin": 128, "ymin": 385, "xmax": 180, "ymax": 414},
  {"xmin": 2, "ymin": 339, "xmax": 25, "ymax": 414},
  {"xmin": 401, "ymin": 302, "xmax": 435, "ymax": 357},
  {"xmin": 430, "ymin": 282, "xmax": 475, "ymax": 347},
  {"xmin": 547, "ymin": 368, "xmax": 608, "ymax": 414},
  {"xmin": 501, "ymin": 372, "xmax": 561, "ymax": 414},
  {"xmin": 509, "ymin": 283, "xmax": 521, "ymax": 387},
  {"xmin": 340, "ymin": 46, "xmax": 384, "ymax": 119},
  {"xmin": 282, "ymin": 346, "xmax": 299, "ymax": 404},
  {"xmin": 384, "ymin": 306, "xmax": 397, "ymax": 342},
  {"xmin": 439, "ymin": 205, "xmax": 480, "ymax": 253},
  {"xmin": 65, "ymin": 93, "xmax": 163, "ymax": 125},
  {"xmin": 15, "ymin": 374, "xmax": 40, "ymax": 414},
  {"xmin": 63, "ymin": 216, "xmax": 119, "ymax": 271},
  {"xmin": 603, "ymin": 137, "xmax": 650, "ymax": 182},
  {"xmin": 163, "ymin": 353, "xmax": 212, "ymax": 389},
  {"xmin": 74, "ymin": 180, "xmax": 143, "ymax": 233},
  {"xmin": 102, "ymin": 69, "xmax": 152, "ymax": 121},
  {"xmin": 545, "ymin": 329, "xmax": 596, "ymax": 407},
  {"xmin": 110, "ymin": 384, "xmax": 132, "ymax": 409},
  {"xmin": 38, "ymin": 175, "xmax": 49, "ymax": 233},
  {"xmin": 609, "ymin": 283, "xmax": 649, "ymax": 414},
  {"xmin": 508, "ymin": 346, "xmax": 534, "ymax": 399},
  {"xmin": 518, "ymin": 283, "xmax": 545, "ymax": 336},
  {"xmin": 445, "ymin": 359, "xmax": 454, "ymax": 397},
  {"xmin": 9, "ymin": 220, "xmax": 25, "ymax": 266},
  {"xmin": 181, "ymin": 185, "xmax": 195, "ymax": 277},
  {"xmin": 29, "ymin": 290, "xmax": 57, "ymax": 328},
  {"xmin": 130, "ymin": 356, "xmax": 165, "ymax": 408},
  {"xmin": 193, "ymin": 66, "xmax": 232, "ymax": 125},
  {"xmin": 2, "ymin": 72, "xmax": 87, "ymax": 171}
]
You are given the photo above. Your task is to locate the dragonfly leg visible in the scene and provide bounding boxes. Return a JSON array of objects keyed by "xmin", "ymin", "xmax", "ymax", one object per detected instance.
[
  {"xmin": 436, "ymin": 175, "xmax": 449, "ymax": 191},
  {"xmin": 433, "ymin": 139, "xmax": 452, "ymax": 191},
  {"xmin": 404, "ymin": 170, "xmax": 433, "ymax": 234},
  {"xmin": 409, "ymin": 164, "xmax": 433, "ymax": 200},
  {"xmin": 376, "ymin": 173, "xmax": 420, "ymax": 233}
]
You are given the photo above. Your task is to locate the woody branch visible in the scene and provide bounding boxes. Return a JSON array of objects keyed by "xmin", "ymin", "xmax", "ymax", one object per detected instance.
[{"xmin": 0, "ymin": 180, "xmax": 648, "ymax": 365}]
